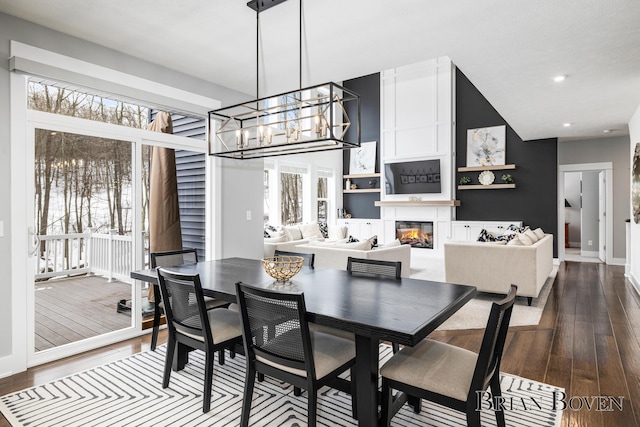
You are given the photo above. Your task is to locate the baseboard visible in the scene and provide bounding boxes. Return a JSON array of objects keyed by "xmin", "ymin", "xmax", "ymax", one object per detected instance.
[
  {"xmin": 0, "ymin": 355, "xmax": 13, "ymax": 379},
  {"xmin": 610, "ymin": 257, "xmax": 626, "ymax": 266},
  {"xmin": 581, "ymin": 250, "xmax": 599, "ymax": 257},
  {"xmin": 629, "ymin": 272, "xmax": 640, "ymax": 297}
]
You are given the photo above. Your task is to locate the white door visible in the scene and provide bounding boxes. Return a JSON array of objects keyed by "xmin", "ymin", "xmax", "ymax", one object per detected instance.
[{"xmin": 598, "ymin": 171, "xmax": 606, "ymax": 261}]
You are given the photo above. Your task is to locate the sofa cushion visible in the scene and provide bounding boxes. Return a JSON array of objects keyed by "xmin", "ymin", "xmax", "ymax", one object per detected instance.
[
  {"xmin": 299, "ymin": 222, "xmax": 324, "ymax": 239},
  {"xmin": 327, "ymin": 225, "xmax": 348, "ymax": 240},
  {"xmin": 264, "ymin": 235, "xmax": 288, "ymax": 244},
  {"xmin": 334, "ymin": 240, "xmax": 372, "ymax": 250},
  {"xmin": 284, "ymin": 225, "xmax": 303, "ymax": 241},
  {"xmin": 380, "ymin": 239, "xmax": 401, "ymax": 248},
  {"xmin": 533, "ymin": 227, "xmax": 545, "ymax": 240},
  {"xmin": 524, "ymin": 229, "xmax": 539, "ymax": 243}
]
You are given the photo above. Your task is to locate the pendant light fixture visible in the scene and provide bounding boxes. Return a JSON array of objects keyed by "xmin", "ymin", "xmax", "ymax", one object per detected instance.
[{"xmin": 208, "ymin": 0, "xmax": 361, "ymax": 159}]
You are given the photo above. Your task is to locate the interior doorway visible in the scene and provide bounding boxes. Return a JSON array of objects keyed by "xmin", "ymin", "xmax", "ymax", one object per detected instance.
[{"xmin": 558, "ymin": 163, "xmax": 613, "ymax": 264}]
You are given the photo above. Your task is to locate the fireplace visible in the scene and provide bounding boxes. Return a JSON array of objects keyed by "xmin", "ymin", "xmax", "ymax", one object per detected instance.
[{"xmin": 396, "ymin": 221, "xmax": 434, "ymax": 249}]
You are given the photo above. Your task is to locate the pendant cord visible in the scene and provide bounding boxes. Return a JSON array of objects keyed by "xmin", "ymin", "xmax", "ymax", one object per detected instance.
[
  {"xmin": 256, "ymin": 9, "xmax": 260, "ymax": 99},
  {"xmin": 299, "ymin": 0, "xmax": 302, "ymax": 90}
]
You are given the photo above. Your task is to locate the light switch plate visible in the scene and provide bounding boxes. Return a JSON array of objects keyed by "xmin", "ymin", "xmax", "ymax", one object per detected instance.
[
  {"xmin": 246, "ymin": 210, "xmax": 252, "ymax": 221},
  {"xmin": 0, "ymin": 221, "xmax": 3, "ymax": 237}
]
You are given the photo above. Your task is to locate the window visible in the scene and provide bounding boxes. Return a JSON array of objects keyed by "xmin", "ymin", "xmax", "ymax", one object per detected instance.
[
  {"xmin": 264, "ymin": 169, "xmax": 271, "ymax": 224},
  {"xmin": 317, "ymin": 169, "xmax": 333, "ymax": 222},
  {"xmin": 280, "ymin": 165, "xmax": 307, "ymax": 225}
]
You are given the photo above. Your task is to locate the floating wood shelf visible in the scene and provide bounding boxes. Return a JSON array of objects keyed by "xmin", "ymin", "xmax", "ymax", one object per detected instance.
[
  {"xmin": 374, "ymin": 200, "xmax": 460, "ymax": 207},
  {"xmin": 457, "ymin": 164, "xmax": 516, "ymax": 172},
  {"xmin": 457, "ymin": 184, "xmax": 516, "ymax": 190},
  {"xmin": 344, "ymin": 189, "xmax": 380, "ymax": 193},
  {"xmin": 343, "ymin": 173, "xmax": 381, "ymax": 178}
]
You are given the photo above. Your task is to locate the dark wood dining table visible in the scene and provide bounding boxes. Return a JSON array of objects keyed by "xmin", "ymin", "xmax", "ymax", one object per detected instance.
[{"xmin": 130, "ymin": 257, "xmax": 476, "ymax": 426}]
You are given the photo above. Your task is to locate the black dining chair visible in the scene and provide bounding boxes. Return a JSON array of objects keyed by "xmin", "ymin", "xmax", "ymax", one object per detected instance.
[
  {"xmin": 379, "ymin": 285, "xmax": 517, "ymax": 427},
  {"xmin": 274, "ymin": 249, "xmax": 315, "ymax": 268},
  {"xmin": 235, "ymin": 281, "xmax": 357, "ymax": 427},
  {"xmin": 156, "ymin": 268, "xmax": 243, "ymax": 413},
  {"xmin": 347, "ymin": 257, "xmax": 402, "ymax": 352},
  {"xmin": 150, "ymin": 249, "xmax": 228, "ymax": 351}
]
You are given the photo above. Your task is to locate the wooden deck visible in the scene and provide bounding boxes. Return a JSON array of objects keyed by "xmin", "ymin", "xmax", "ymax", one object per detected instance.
[{"xmin": 34, "ymin": 275, "xmax": 133, "ymax": 352}]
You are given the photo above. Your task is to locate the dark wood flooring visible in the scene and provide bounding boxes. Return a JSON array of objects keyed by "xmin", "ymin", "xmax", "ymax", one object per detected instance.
[{"xmin": 1, "ymin": 261, "xmax": 638, "ymax": 426}]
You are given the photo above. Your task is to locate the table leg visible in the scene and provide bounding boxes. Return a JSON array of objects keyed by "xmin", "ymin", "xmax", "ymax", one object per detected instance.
[{"xmin": 355, "ymin": 335, "xmax": 379, "ymax": 426}]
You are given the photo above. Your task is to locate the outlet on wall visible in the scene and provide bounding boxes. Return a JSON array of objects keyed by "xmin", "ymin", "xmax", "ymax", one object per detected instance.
[
  {"xmin": 588, "ymin": 240, "xmax": 593, "ymax": 246},
  {"xmin": 246, "ymin": 210, "xmax": 252, "ymax": 221}
]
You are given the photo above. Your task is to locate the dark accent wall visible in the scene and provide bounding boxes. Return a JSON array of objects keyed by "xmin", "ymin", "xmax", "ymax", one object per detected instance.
[
  {"xmin": 342, "ymin": 73, "xmax": 381, "ymax": 219},
  {"xmin": 455, "ymin": 69, "xmax": 559, "ymax": 256}
]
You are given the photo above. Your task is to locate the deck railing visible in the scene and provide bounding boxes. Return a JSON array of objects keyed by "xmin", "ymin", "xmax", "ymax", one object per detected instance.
[{"xmin": 35, "ymin": 229, "xmax": 138, "ymax": 282}]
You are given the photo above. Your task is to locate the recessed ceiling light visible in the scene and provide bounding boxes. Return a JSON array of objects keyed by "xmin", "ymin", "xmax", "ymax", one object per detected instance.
[
  {"xmin": 554, "ymin": 75, "xmax": 567, "ymax": 82},
  {"xmin": 563, "ymin": 123, "xmax": 572, "ymax": 127},
  {"xmin": 603, "ymin": 129, "xmax": 613, "ymax": 133}
]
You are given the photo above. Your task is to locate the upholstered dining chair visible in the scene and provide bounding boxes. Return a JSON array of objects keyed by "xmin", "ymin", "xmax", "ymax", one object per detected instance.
[
  {"xmin": 235, "ymin": 281, "xmax": 357, "ymax": 427},
  {"xmin": 274, "ymin": 249, "xmax": 315, "ymax": 268},
  {"xmin": 379, "ymin": 285, "xmax": 517, "ymax": 427},
  {"xmin": 150, "ymin": 249, "xmax": 228, "ymax": 351},
  {"xmin": 156, "ymin": 268, "xmax": 243, "ymax": 413}
]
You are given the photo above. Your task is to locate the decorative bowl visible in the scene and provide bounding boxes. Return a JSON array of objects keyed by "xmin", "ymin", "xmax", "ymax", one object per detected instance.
[{"xmin": 261, "ymin": 256, "xmax": 304, "ymax": 282}]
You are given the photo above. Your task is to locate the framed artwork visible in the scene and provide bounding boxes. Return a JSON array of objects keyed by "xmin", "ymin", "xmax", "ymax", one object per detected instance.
[
  {"xmin": 349, "ymin": 141, "xmax": 376, "ymax": 174},
  {"xmin": 466, "ymin": 125, "xmax": 506, "ymax": 167}
]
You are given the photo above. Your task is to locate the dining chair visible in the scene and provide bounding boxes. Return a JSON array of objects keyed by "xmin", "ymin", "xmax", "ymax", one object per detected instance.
[
  {"xmin": 379, "ymin": 285, "xmax": 517, "ymax": 427},
  {"xmin": 156, "ymin": 268, "xmax": 243, "ymax": 413},
  {"xmin": 235, "ymin": 281, "xmax": 357, "ymax": 427},
  {"xmin": 274, "ymin": 249, "xmax": 315, "ymax": 268},
  {"xmin": 347, "ymin": 257, "xmax": 402, "ymax": 352},
  {"xmin": 150, "ymin": 249, "xmax": 228, "ymax": 351}
]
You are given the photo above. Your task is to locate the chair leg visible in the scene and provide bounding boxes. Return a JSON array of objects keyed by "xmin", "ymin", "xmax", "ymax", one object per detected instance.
[
  {"xmin": 491, "ymin": 375, "xmax": 506, "ymax": 427},
  {"xmin": 392, "ymin": 342, "xmax": 400, "ymax": 353},
  {"xmin": 203, "ymin": 350, "xmax": 214, "ymax": 413},
  {"xmin": 218, "ymin": 349, "xmax": 225, "ymax": 366},
  {"xmin": 527, "ymin": 296, "xmax": 533, "ymax": 306},
  {"xmin": 151, "ymin": 285, "xmax": 161, "ymax": 351},
  {"xmin": 465, "ymin": 407, "xmax": 481, "ymax": 427},
  {"xmin": 349, "ymin": 366, "xmax": 357, "ymax": 420},
  {"xmin": 307, "ymin": 386, "xmax": 317, "ymax": 427},
  {"xmin": 380, "ymin": 377, "xmax": 392, "ymax": 427},
  {"xmin": 162, "ymin": 334, "xmax": 175, "ymax": 388},
  {"xmin": 241, "ymin": 367, "xmax": 256, "ymax": 427},
  {"xmin": 257, "ymin": 373, "xmax": 264, "ymax": 382}
]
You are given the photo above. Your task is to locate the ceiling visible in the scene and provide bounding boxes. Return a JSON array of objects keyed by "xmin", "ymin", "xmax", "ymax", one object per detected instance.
[{"xmin": 1, "ymin": 0, "xmax": 639, "ymax": 141}]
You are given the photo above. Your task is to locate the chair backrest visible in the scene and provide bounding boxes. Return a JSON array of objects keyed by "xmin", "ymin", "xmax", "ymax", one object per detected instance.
[
  {"xmin": 347, "ymin": 257, "xmax": 401, "ymax": 279},
  {"xmin": 235, "ymin": 281, "xmax": 314, "ymax": 377},
  {"xmin": 156, "ymin": 268, "xmax": 212, "ymax": 344},
  {"xmin": 151, "ymin": 248, "xmax": 198, "ymax": 268},
  {"xmin": 468, "ymin": 284, "xmax": 517, "ymax": 398},
  {"xmin": 274, "ymin": 250, "xmax": 315, "ymax": 268}
]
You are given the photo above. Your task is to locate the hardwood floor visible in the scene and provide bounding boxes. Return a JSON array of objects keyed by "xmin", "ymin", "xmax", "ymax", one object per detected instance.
[{"xmin": 1, "ymin": 261, "xmax": 638, "ymax": 426}]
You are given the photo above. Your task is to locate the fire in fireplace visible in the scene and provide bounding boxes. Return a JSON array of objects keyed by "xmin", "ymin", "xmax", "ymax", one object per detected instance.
[{"xmin": 396, "ymin": 221, "xmax": 434, "ymax": 249}]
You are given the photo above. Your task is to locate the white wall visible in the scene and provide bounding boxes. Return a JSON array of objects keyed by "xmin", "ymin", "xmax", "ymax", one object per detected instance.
[
  {"xmin": 0, "ymin": 12, "xmax": 252, "ymax": 364},
  {"xmin": 559, "ymin": 136, "xmax": 630, "ymax": 260},
  {"xmin": 629, "ymin": 103, "xmax": 640, "ymax": 292}
]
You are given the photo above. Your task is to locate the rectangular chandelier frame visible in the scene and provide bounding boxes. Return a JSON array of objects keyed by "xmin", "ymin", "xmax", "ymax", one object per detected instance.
[{"xmin": 208, "ymin": 81, "xmax": 360, "ymax": 159}]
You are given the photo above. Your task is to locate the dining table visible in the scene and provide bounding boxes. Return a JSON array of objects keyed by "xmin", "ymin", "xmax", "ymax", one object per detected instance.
[{"xmin": 130, "ymin": 257, "xmax": 476, "ymax": 426}]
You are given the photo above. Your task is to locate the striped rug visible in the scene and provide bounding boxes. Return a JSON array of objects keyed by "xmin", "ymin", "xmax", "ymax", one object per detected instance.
[{"xmin": 0, "ymin": 345, "xmax": 563, "ymax": 427}]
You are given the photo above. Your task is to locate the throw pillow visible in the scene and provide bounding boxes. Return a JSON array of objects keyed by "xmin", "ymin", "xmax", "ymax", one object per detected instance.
[
  {"xmin": 533, "ymin": 228, "xmax": 545, "ymax": 239},
  {"xmin": 327, "ymin": 225, "xmax": 348, "ymax": 240},
  {"xmin": 284, "ymin": 225, "xmax": 303, "ymax": 241},
  {"xmin": 477, "ymin": 229, "xmax": 498, "ymax": 242},
  {"xmin": 366, "ymin": 235, "xmax": 378, "ymax": 249},
  {"xmin": 495, "ymin": 233, "xmax": 516, "ymax": 243},
  {"xmin": 347, "ymin": 235, "xmax": 359, "ymax": 243},
  {"xmin": 524, "ymin": 229, "xmax": 539, "ymax": 243},
  {"xmin": 317, "ymin": 221, "xmax": 329, "ymax": 238},
  {"xmin": 264, "ymin": 235, "xmax": 287, "ymax": 243},
  {"xmin": 299, "ymin": 222, "xmax": 324, "ymax": 239},
  {"xmin": 517, "ymin": 232, "xmax": 534, "ymax": 246},
  {"xmin": 506, "ymin": 224, "xmax": 530, "ymax": 234},
  {"xmin": 507, "ymin": 235, "xmax": 524, "ymax": 246}
]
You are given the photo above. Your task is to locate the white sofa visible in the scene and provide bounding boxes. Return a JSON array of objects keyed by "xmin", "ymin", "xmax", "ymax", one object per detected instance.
[
  {"xmin": 444, "ymin": 234, "xmax": 553, "ymax": 305},
  {"xmin": 263, "ymin": 222, "xmax": 348, "ymax": 257},
  {"xmin": 294, "ymin": 241, "xmax": 412, "ymax": 277}
]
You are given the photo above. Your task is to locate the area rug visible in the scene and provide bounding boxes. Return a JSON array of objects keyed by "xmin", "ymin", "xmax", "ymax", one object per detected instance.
[
  {"xmin": 434, "ymin": 266, "xmax": 558, "ymax": 331},
  {"xmin": 0, "ymin": 345, "xmax": 563, "ymax": 427}
]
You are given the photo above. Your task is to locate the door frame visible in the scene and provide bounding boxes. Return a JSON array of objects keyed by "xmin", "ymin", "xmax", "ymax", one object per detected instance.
[{"xmin": 558, "ymin": 162, "xmax": 613, "ymax": 264}]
